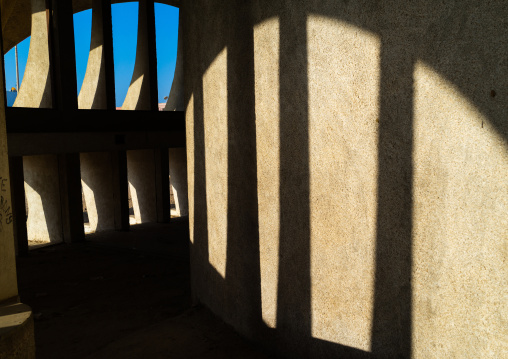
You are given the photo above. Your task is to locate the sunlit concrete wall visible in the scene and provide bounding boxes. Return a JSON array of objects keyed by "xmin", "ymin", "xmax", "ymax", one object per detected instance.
[{"xmin": 183, "ymin": 1, "xmax": 508, "ymax": 358}]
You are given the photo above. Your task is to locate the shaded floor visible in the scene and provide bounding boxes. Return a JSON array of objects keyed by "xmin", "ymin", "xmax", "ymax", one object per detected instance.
[{"xmin": 16, "ymin": 218, "xmax": 275, "ymax": 359}]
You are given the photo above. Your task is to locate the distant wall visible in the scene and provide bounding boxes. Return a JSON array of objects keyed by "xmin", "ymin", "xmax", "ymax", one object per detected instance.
[{"xmin": 183, "ymin": 1, "xmax": 507, "ymax": 358}]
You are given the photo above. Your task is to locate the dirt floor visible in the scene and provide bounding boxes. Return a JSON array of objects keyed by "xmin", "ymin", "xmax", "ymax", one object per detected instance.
[{"xmin": 16, "ymin": 218, "xmax": 275, "ymax": 359}]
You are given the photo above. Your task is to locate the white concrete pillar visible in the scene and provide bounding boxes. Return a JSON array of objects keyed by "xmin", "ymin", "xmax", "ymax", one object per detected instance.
[
  {"xmin": 80, "ymin": 153, "xmax": 115, "ymax": 232},
  {"xmin": 78, "ymin": 0, "xmax": 108, "ymax": 109},
  {"xmin": 123, "ymin": 1, "xmax": 159, "ymax": 224},
  {"xmin": 13, "ymin": 0, "xmax": 52, "ymax": 109},
  {"xmin": 78, "ymin": 0, "xmax": 117, "ymax": 233},
  {"xmin": 13, "ymin": 0, "xmax": 62, "ymax": 245},
  {"xmin": 127, "ymin": 149, "xmax": 157, "ymax": 223}
]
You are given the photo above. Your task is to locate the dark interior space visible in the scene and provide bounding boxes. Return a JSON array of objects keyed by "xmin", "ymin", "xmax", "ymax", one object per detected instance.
[{"xmin": 15, "ymin": 219, "xmax": 274, "ymax": 358}]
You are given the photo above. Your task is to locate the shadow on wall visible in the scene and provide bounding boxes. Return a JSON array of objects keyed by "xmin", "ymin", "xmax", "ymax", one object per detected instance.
[
  {"xmin": 23, "ymin": 155, "xmax": 63, "ymax": 245},
  {"xmin": 185, "ymin": 0, "xmax": 507, "ymax": 358}
]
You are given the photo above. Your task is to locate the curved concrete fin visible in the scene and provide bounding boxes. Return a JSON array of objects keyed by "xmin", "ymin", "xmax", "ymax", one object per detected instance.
[
  {"xmin": 78, "ymin": 0, "xmax": 107, "ymax": 110},
  {"xmin": 121, "ymin": 0, "xmax": 151, "ymax": 111},
  {"xmin": 13, "ymin": 0, "xmax": 51, "ymax": 108}
]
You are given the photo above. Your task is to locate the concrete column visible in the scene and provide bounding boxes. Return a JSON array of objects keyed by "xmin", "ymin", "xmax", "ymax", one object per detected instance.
[
  {"xmin": 123, "ymin": 1, "xmax": 161, "ymax": 224},
  {"xmin": 111, "ymin": 150, "xmax": 129, "ymax": 230},
  {"xmin": 164, "ymin": 20, "xmax": 183, "ymax": 112},
  {"xmin": 121, "ymin": 1, "xmax": 154, "ymax": 111},
  {"xmin": 127, "ymin": 150, "xmax": 157, "ymax": 223},
  {"xmin": 23, "ymin": 155, "xmax": 63, "ymax": 245},
  {"xmin": 164, "ymin": 20, "xmax": 188, "ymax": 217},
  {"xmin": 58, "ymin": 154, "xmax": 84, "ymax": 243},
  {"xmin": 78, "ymin": 0, "xmax": 121, "ymax": 233},
  {"xmin": 78, "ymin": 0, "xmax": 107, "ymax": 109},
  {"xmin": 80, "ymin": 153, "xmax": 115, "ymax": 232},
  {"xmin": 0, "ymin": 27, "xmax": 35, "ymax": 358},
  {"xmin": 13, "ymin": 0, "xmax": 60, "ymax": 245},
  {"xmin": 0, "ymin": 94, "xmax": 19, "ymax": 304},
  {"xmin": 169, "ymin": 148, "xmax": 188, "ymax": 216},
  {"xmin": 13, "ymin": 0, "xmax": 52, "ymax": 109},
  {"xmin": 8, "ymin": 157, "xmax": 28, "ymax": 255}
]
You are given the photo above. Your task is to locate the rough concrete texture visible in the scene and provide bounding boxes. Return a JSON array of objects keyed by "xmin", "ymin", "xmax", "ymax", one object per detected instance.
[
  {"xmin": 80, "ymin": 152, "xmax": 115, "ymax": 232},
  {"xmin": 77, "ymin": 0, "xmax": 107, "ymax": 110},
  {"xmin": 0, "ymin": 302, "xmax": 35, "ymax": 359},
  {"xmin": 184, "ymin": 1, "xmax": 508, "ymax": 358},
  {"xmin": 169, "ymin": 148, "xmax": 188, "ymax": 217},
  {"xmin": 121, "ymin": 0, "xmax": 152, "ymax": 111},
  {"xmin": 0, "ymin": 44, "xmax": 34, "ymax": 357},
  {"xmin": 127, "ymin": 149, "xmax": 157, "ymax": 224},
  {"xmin": 23, "ymin": 155, "xmax": 63, "ymax": 245},
  {"xmin": 13, "ymin": 0, "xmax": 51, "ymax": 109},
  {"xmin": 0, "ymin": 55, "xmax": 18, "ymax": 302}
]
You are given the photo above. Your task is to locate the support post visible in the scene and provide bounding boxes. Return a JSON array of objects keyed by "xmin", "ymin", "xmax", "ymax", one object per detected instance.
[
  {"xmin": 102, "ymin": 0, "xmax": 130, "ymax": 230},
  {"xmin": 8, "ymin": 157, "xmax": 28, "ymax": 255},
  {"xmin": 48, "ymin": 0, "xmax": 78, "ymax": 110},
  {"xmin": 144, "ymin": 1, "xmax": 170, "ymax": 222},
  {"xmin": 111, "ymin": 150, "xmax": 129, "ymax": 230},
  {"xmin": 155, "ymin": 148, "xmax": 170, "ymax": 223},
  {"xmin": 58, "ymin": 154, "xmax": 84, "ymax": 243}
]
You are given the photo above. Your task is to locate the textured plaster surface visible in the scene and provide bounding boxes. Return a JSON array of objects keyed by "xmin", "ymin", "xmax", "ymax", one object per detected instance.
[
  {"xmin": 184, "ymin": 1, "xmax": 508, "ymax": 358},
  {"xmin": 169, "ymin": 148, "xmax": 188, "ymax": 217},
  {"xmin": 80, "ymin": 152, "xmax": 115, "ymax": 232},
  {"xmin": 12, "ymin": 0, "xmax": 51, "ymax": 109},
  {"xmin": 78, "ymin": 0, "xmax": 107, "ymax": 110},
  {"xmin": 0, "ymin": 57, "xmax": 18, "ymax": 302},
  {"xmin": 121, "ymin": 0, "xmax": 152, "ymax": 111},
  {"xmin": 23, "ymin": 155, "xmax": 63, "ymax": 244},
  {"xmin": 127, "ymin": 149, "xmax": 157, "ymax": 224}
]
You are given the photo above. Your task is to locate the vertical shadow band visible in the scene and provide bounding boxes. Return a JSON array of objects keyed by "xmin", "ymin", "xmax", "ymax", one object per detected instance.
[
  {"xmin": 276, "ymin": 6, "xmax": 311, "ymax": 355},
  {"xmin": 371, "ymin": 38, "xmax": 415, "ymax": 358}
]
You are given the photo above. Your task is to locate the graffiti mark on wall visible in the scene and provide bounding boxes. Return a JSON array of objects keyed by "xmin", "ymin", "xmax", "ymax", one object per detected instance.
[{"xmin": 0, "ymin": 176, "xmax": 13, "ymax": 231}]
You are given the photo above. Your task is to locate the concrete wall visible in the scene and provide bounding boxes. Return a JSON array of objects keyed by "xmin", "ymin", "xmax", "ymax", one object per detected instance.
[
  {"xmin": 0, "ymin": 72, "xmax": 18, "ymax": 304},
  {"xmin": 0, "ymin": 30, "xmax": 35, "ymax": 359},
  {"xmin": 183, "ymin": 1, "xmax": 508, "ymax": 358},
  {"xmin": 23, "ymin": 155, "xmax": 63, "ymax": 244}
]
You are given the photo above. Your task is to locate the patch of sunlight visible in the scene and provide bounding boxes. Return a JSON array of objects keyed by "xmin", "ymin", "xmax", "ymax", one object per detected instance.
[
  {"xmin": 186, "ymin": 93, "xmax": 195, "ymax": 243},
  {"xmin": 203, "ymin": 47, "xmax": 228, "ymax": 279},
  {"xmin": 24, "ymin": 181, "xmax": 50, "ymax": 244},
  {"xmin": 307, "ymin": 14, "xmax": 380, "ymax": 352},
  {"xmin": 254, "ymin": 17, "xmax": 280, "ymax": 329},
  {"xmin": 128, "ymin": 181, "xmax": 141, "ymax": 224},
  {"xmin": 411, "ymin": 60, "xmax": 508, "ymax": 358},
  {"xmin": 81, "ymin": 180, "xmax": 97, "ymax": 233},
  {"xmin": 122, "ymin": 74, "xmax": 144, "ymax": 110}
]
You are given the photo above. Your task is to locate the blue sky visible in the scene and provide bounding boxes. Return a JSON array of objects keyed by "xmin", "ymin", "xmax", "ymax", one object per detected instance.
[{"xmin": 4, "ymin": 2, "xmax": 179, "ymax": 107}]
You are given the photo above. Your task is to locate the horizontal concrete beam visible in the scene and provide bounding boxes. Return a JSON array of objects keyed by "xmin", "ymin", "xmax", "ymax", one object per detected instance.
[
  {"xmin": 5, "ymin": 108, "xmax": 184, "ymax": 133},
  {"xmin": 7, "ymin": 131, "xmax": 185, "ymax": 156}
]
